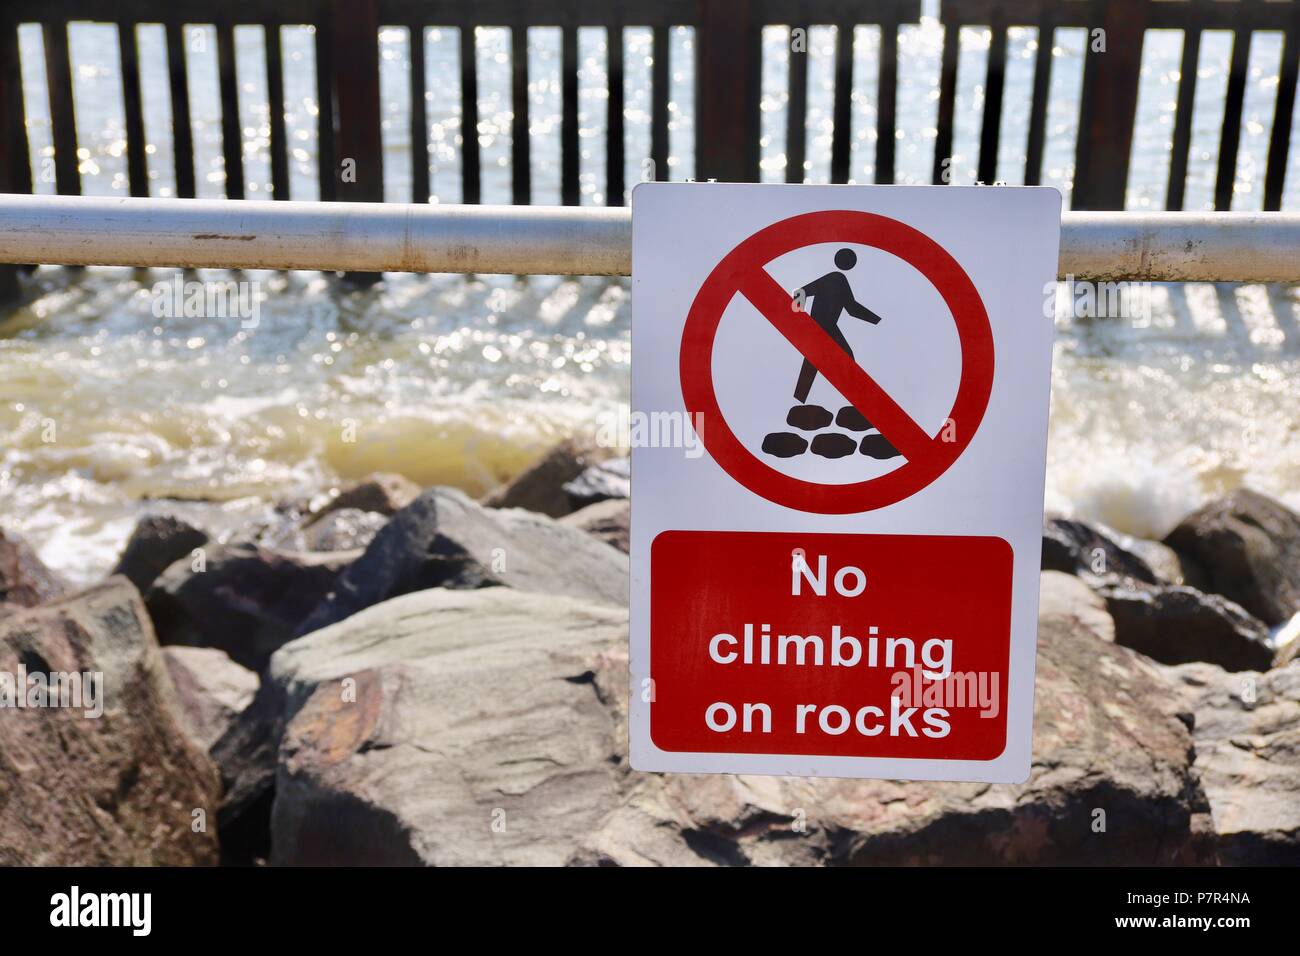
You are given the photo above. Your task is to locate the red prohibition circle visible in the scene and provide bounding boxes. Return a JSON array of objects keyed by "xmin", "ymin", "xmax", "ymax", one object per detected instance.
[{"xmin": 679, "ymin": 210, "xmax": 994, "ymax": 514}]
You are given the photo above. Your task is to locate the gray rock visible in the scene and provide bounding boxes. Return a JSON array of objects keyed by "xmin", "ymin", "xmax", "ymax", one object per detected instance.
[
  {"xmin": 256, "ymin": 573, "xmax": 1212, "ymax": 866},
  {"xmin": 1169, "ymin": 661, "xmax": 1300, "ymax": 864},
  {"xmin": 112, "ymin": 514, "xmax": 210, "ymax": 593},
  {"xmin": 294, "ymin": 486, "xmax": 628, "ymax": 637},
  {"xmin": 1164, "ymin": 488, "xmax": 1300, "ymax": 625},
  {"xmin": 481, "ymin": 439, "xmax": 605, "ymax": 518},
  {"xmin": 0, "ymin": 578, "xmax": 220, "ymax": 865},
  {"xmin": 302, "ymin": 507, "xmax": 388, "ymax": 553},
  {"xmin": 162, "ymin": 646, "xmax": 258, "ymax": 752},
  {"xmin": 270, "ymin": 588, "xmax": 628, "ymax": 865},
  {"xmin": 0, "ymin": 528, "xmax": 67, "ymax": 608},
  {"xmin": 562, "ymin": 456, "xmax": 630, "ymax": 508},
  {"xmin": 561, "ymin": 498, "xmax": 631, "ymax": 553},
  {"xmin": 1100, "ymin": 583, "xmax": 1274, "ymax": 672},
  {"xmin": 147, "ymin": 544, "xmax": 358, "ymax": 670}
]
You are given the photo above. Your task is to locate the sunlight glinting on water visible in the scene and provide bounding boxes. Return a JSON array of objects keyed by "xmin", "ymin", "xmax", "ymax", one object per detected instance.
[{"xmin": 2, "ymin": 11, "xmax": 1299, "ymax": 581}]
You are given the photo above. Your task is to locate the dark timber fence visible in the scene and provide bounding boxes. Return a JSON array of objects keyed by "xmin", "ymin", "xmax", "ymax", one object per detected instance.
[{"xmin": 0, "ymin": 0, "xmax": 1298, "ymax": 297}]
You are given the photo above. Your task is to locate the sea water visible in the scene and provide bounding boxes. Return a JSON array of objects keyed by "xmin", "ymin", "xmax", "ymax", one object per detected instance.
[{"xmin": 1, "ymin": 7, "xmax": 1298, "ymax": 582}]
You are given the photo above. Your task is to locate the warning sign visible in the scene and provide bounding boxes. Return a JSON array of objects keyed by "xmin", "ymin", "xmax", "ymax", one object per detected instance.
[{"xmin": 630, "ymin": 183, "xmax": 1061, "ymax": 783}]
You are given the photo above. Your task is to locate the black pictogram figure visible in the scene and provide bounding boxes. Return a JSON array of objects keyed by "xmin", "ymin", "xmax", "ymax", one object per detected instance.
[
  {"xmin": 792, "ymin": 248, "xmax": 882, "ymax": 404},
  {"xmin": 761, "ymin": 248, "xmax": 899, "ymax": 460}
]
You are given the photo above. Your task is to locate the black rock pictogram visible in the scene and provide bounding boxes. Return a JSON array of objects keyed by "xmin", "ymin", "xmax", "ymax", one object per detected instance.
[
  {"xmin": 762, "ymin": 432, "xmax": 809, "ymax": 458},
  {"xmin": 835, "ymin": 405, "xmax": 873, "ymax": 431},
  {"xmin": 860, "ymin": 434, "xmax": 901, "ymax": 459},
  {"xmin": 786, "ymin": 404, "xmax": 834, "ymax": 431},
  {"xmin": 811, "ymin": 433, "xmax": 858, "ymax": 459}
]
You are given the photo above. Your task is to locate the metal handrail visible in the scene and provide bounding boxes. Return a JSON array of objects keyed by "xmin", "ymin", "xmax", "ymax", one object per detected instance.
[{"xmin": 0, "ymin": 194, "xmax": 1297, "ymax": 283}]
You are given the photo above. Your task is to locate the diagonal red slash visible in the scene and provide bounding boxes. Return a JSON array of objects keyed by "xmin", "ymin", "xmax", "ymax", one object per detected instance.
[{"xmin": 738, "ymin": 268, "xmax": 937, "ymax": 464}]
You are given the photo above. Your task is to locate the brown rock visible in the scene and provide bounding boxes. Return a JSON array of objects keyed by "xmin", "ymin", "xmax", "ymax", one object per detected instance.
[
  {"xmin": 480, "ymin": 439, "xmax": 605, "ymax": 518},
  {"xmin": 112, "ymin": 514, "xmax": 209, "ymax": 592},
  {"xmin": 308, "ymin": 473, "xmax": 420, "ymax": 525},
  {"xmin": 1040, "ymin": 517, "xmax": 1158, "ymax": 584},
  {"xmin": 1164, "ymin": 488, "xmax": 1300, "ymax": 625},
  {"xmin": 580, "ymin": 572, "xmax": 1213, "ymax": 866},
  {"xmin": 562, "ymin": 499, "xmax": 631, "ymax": 553},
  {"xmin": 146, "ymin": 544, "xmax": 359, "ymax": 670},
  {"xmin": 0, "ymin": 578, "xmax": 220, "ymax": 865},
  {"xmin": 260, "ymin": 574, "xmax": 1212, "ymax": 866},
  {"xmin": 1099, "ymin": 583, "xmax": 1274, "ymax": 672},
  {"xmin": 0, "ymin": 528, "xmax": 67, "ymax": 608}
]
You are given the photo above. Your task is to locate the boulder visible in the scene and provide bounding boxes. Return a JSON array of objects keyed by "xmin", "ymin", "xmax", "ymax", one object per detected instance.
[
  {"xmin": 579, "ymin": 572, "xmax": 1212, "ymax": 865},
  {"xmin": 1037, "ymin": 569, "xmax": 1114, "ymax": 643},
  {"xmin": 480, "ymin": 439, "xmax": 605, "ymax": 518},
  {"xmin": 562, "ymin": 499, "xmax": 631, "ymax": 554},
  {"xmin": 0, "ymin": 528, "xmax": 67, "ymax": 608},
  {"xmin": 1040, "ymin": 517, "xmax": 1157, "ymax": 584},
  {"xmin": 146, "ymin": 544, "xmax": 358, "ymax": 670},
  {"xmin": 257, "ymin": 573, "xmax": 1212, "ymax": 866},
  {"xmin": 0, "ymin": 578, "xmax": 220, "ymax": 865},
  {"xmin": 111, "ymin": 514, "xmax": 209, "ymax": 592},
  {"xmin": 302, "ymin": 507, "xmax": 388, "ymax": 553},
  {"xmin": 307, "ymin": 473, "xmax": 420, "ymax": 524},
  {"xmin": 162, "ymin": 646, "xmax": 258, "ymax": 752},
  {"xmin": 294, "ymin": 486, "xmax": 628, "ymax": 637},
  {"xmin": 1121, "ymin": 537, "xmax": 1207, "ymax": 589},
  {"xmin": 270, "ymin": 589, "xmax": 628, "ymax": 865},
  {"xmin": 1169, "ymin": 661, "xmax": 1300, "ymax": 864},
  {"xmin": 1164, "ymin": 489, "xmax": 1300, "ymax": 625},
  {"xmin": 562, "ymin": 456, "xmax": 630, "ymax": 509},
  {"xmin": 1099, "ymin": 583, "xmax": 1274, "ymax": 672}
]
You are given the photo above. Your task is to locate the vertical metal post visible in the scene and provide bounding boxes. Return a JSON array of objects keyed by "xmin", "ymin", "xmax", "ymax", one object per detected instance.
[
  {"xmin": 695, "ymin": 0, "xmax": 760, "ymax": 182},
  {"xmin": 1072, "ymin": 0, "xmax": 1147, "ymax": 209},
  {"xmin": 328, "ymin": 0, "xmax": 383, "ymax": 281}
]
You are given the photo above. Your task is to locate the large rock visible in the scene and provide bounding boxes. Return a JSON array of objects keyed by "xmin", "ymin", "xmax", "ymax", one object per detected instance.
[
  {"xmin": 1122, "ymin": 537, "xmax": 1208, "ymax": 589},
  {"xmin": 259, "ymin": 573, "xmax": 1212, "ymax": 866},
  {"xmin": 1164, "ymin": 489, "xmax": 1300, "ymax": 625},
  {"xmin": 301, "ymin": 507, "xmax": 388, "ymax": 553},
  {"xmin": 147, "ymin": 544, "xmax": 358, "ymax": 670},
  {"xmin": 0, "ymin": 578, "xmax": 220, "ymax": 865},
  {"xmin": 294, "ymin": 486, "xmax": 628, "ymax": 637},
  {"xmin": 562, "ymin": 456, "xmax": 630, "ymax": 509},
  {"xmin": 1040, "ymin": 517, "xmax": 1157, "ymax": 584},
  {"xmin": 1169, "ymin": 661, "xmax": 1300, "ymax": 864},
  {"xmin": 1099, "ymin": 583, "xmax": 1274, "ymax": 672},
  {"xmin": 481, "ymin": 439, "xmax": 606, "ymax": 518},
  {"xmin": 307, "ymin": 473, "xmax": 420, "ymax": 524},
  {"xmin": 112, "ymin": 514, "xmax": 210, "ymax": 593},
  {"xmin": 579, "ymin": 572, "xmax": 1212, "ymax": 866},
  {"xmin": 270, "ymin": 589, "xmax": 628, "ymax": 865},
  {"xmin": 0, "ymin": 528, "xmax": 67, "ymax": 608},
  {"xmin": 163, "ymin": 646, "xmax": 258, "ymax": 752},
  {"xmin": 561, "ymin": 498, "xmax": 631, "ymax": 553}
]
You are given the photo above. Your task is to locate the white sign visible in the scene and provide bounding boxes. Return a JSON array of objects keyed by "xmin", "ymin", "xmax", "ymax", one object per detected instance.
[{"xmin": 629, "ymin": 183, "xmax": 1061, "ymax": 783}]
